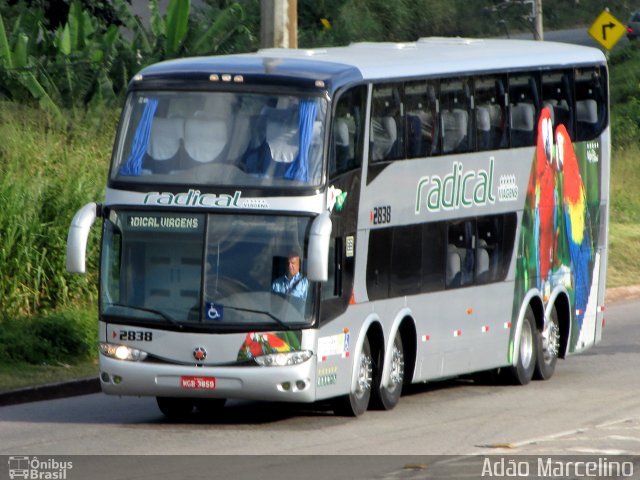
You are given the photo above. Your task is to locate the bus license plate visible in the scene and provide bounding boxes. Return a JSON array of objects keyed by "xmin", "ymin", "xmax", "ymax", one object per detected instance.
[{"xmin": 180, "ymin": 376, "xmax": 216, "ymax": 390}]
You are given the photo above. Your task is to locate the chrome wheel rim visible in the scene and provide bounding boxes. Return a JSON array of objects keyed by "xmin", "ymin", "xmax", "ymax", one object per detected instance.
[
  {"xmin": 542, "ymin": 320, "xmax": 560, "ymax": 365},
  {"xmin": 388, "ymin": 343, "xmax": 405, "ymax": 389},
  {"xmin": 520, "ymin": 319, "xmax": 534, "ymax": 369},
  {"xmin": 355, "ymin": 351, "xmax": 372, "ymax": 399}
]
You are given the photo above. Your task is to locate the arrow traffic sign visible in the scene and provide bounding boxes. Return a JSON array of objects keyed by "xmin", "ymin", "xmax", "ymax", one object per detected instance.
[{"xmin": 588, "ymin": 10, "xmax": 626, "ymax": 50}]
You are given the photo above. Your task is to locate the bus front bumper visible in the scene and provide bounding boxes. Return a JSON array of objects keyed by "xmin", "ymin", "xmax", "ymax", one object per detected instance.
[{"xmin": 99, "ymin": 354, "xmax": 317, "ymax": 403}]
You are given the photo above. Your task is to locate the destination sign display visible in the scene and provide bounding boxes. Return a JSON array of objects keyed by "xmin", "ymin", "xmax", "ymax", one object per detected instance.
[{"xmin": 123, "ymin": 213, "xmax": 204, "ymax": 233}]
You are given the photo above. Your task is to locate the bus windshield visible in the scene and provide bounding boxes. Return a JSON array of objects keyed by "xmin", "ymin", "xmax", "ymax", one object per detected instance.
[
  {"xmin": 110, "ymin": 91, "xmax": 327, "ymax": 187},
  {"xmin": 101, "ymin": 210, "xmax": 315, "ymax": 329}
]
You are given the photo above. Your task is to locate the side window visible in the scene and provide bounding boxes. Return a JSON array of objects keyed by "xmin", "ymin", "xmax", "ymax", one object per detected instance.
[
  {"xmin": 421, "ymin": 221, "xmax": 446, "ymax": 292},
  {"xmin": 440, "ymin": 78, "xmax": 473, "ymax": 154},
  {"xmin": 366, "ymin": 214, "xmax": 516, "ymax": 299},
  {"xmin": 446, "ymin": 214, "xmax": 516, "ymax": 288},
  {"xmin": 370, "ymin": 83, "xmax": 403, "ymax": 162},
  {"xmin": 390, "ymin": 224, "xmax": 422, "ymax": 297},
  {"xmin": 542, "ymin": 70, "xmax": 574, "ymax": 138},
  {"xmin": 366, "ymin": 228, "xmax": 391, "ymax": 300},
  {"xmin": 474, "ymin": 75, "xmax": 508, "ymax": 151},
  {"xmin": 367, "ymin": 222, "xmax": 447, "ymax": 300},
  {"xmin": 330, "ymin": 86, "xmax": 366, "ymax": 177},
  {"xmin": 320, "ymin": 235, "xmax": 353, "ymax": 324},
  {"xmin": 476, "ymin": 214, "xmax": 517, "ymax": 284},
  {"xmin": 446, "ymin": 219, "xmax": 475, "ymax": 288},
  {"xmin": 322, "ymin": 238, "xmax": 340, "ymax": 300},
  {"xmin": 575, "ymin": 66, "xmax": 607, "ymax": 141},
  {"xmin": 405, "ymin": 80, "xmax": 440, "ymax": 157},
  {"xmin": 509, "ymin": 73, "xmax": 540, "ymax": 147}
]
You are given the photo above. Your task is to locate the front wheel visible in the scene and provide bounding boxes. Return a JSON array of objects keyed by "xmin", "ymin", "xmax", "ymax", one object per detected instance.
[
  {"xmin": 534, "ymin": 306, "xmax": 560, "ymax": 380},
  {"xmin": 332, "ymin": 337, "xmax": 373, "ymax": 417},
  {"xmin": 371, "ymin": 331, "xmax": 404, "ymax": 410},
  {"xmin": 507, "ymin": 307, "xmax": 536, "ymax": 385}
]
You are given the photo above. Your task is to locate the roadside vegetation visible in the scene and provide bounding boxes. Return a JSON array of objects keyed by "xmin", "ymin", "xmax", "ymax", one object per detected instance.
[
  {"xmin": 607, "ymin": 42, "xmax": 640, "ymax": 287},
  {"xmin": 1, "ymin": 0, "xmax": 639, "ymax": 390}
]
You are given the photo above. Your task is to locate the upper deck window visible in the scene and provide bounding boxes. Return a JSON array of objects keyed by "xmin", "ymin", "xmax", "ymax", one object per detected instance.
[
  {"xmin": 111, "ymin": 91, "xmax": 327, "ymax": 188},
  {"xmin": 474, "ymin": 75, "xmax": 507, "ymax": 150},
  {"xmin": 440, "ymin": 79, "xmax": 473, "ymax": 154},
  {"xmin": 574, "ymin": 67, "xmax": 607, "ymax": 142},
  {"xmin": 542, "ymin": 71, "xmax": 574, "ymax": 138},
  {"xmin": 508, "ymin": 73, "xmax": 540, "ymax": 147},
  {"xmin": 370, "ymin": 84, "xmax": 403, "ymax": 161}
]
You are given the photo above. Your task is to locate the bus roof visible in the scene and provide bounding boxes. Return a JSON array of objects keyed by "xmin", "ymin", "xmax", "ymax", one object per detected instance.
[{"xmin": 136, "ymin": 38, "xmax": 606, "ymax": 93}]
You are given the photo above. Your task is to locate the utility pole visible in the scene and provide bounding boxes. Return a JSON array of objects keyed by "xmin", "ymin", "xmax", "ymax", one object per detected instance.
[
  {"xmin": 261, "ymin": 0, "xmax": 298, "ymax": 49},
  {"xmin": 533, "ymin": 0, "xmax": 543, "ymax": 40}
]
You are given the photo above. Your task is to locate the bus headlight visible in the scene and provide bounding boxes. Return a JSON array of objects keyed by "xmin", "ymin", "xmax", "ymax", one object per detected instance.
[
  {"xmin": 99, "ymin": 342, "xmax": 148, "ymax": 362},
  {"xmin": 254, "ymin": 350, "xmax": 313, "ymax": 367}
]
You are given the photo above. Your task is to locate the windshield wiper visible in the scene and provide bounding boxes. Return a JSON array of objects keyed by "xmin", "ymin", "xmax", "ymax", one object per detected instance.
[
  {"xmin": 105, "ymin": 303, "xmax": 181, "ymax": 327},
  {"xmin": 222, "ymin": 304, "xmax": 295, "ymax": 330}
]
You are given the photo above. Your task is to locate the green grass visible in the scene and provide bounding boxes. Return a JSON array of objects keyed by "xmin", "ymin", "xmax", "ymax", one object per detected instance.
[
  {"xmin": 607, "ymin": 222, "xmax": 640, "ymax": 288},
  {"xmin": 0, "ymin": 103, "xmax": 109, "ymax": 392},
  {"xmin": 0, "ymin": 359, "xmax": 98, "ymax": 393},
  {"xmin": 0, "ymin": 306, "xmax": 99, "ymax": 392},
  {"xmin": 610, "ymin": 144, "xmax": 640, "ymax": 223},
  {"xmin": 608, "ymin": 142, "xmax": 640, "ymax": 288},
  {"xmin": 0, "ymin": 101, "xmax": 115, "ymax": 319}
]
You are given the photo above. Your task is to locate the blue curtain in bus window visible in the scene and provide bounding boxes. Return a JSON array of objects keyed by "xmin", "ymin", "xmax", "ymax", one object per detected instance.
[
  {"xmin": 285, "ymin": 99, "xmax": 318, "ymax": 183},
  {"xmin": 118, "ymin": 98, "xmax": 159, "ymax": 176}
]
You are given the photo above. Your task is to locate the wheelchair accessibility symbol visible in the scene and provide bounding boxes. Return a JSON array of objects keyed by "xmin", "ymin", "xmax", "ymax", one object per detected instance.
[{"xmin": 206, "ymin": 302, "xmax": 223, "ymax": 321}]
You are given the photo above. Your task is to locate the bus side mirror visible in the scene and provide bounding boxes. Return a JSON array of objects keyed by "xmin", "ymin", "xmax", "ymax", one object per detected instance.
[
  {"xmin": 307, "ymin": 211, "xmax": 332, "ymax": 282},
  {"xmin": 66, "ymin": 202, "xmax": 99, "ymax": 274}
]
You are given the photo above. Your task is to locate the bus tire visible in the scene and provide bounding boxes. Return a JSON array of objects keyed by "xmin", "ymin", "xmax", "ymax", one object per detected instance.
[
  {"xmin": 371, "ymin": 331, "xmax": 404, "ymax": 410},
  {"xmin": 332, "ymin": 336, "xmax": 373, "ymax": 417},
  {"xmin": 534, "ymin": 306, "xmax": 559, "ymax": 380},
  {"xmin": 507, "ymin": 307, "xmax": 536, "ymax": 385},
  {"xmin": 156, "ymin": 397, "xmax": 194, "ymax": 419}
]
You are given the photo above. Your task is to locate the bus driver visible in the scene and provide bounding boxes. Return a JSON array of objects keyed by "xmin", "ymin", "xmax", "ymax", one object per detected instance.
[{"xmin": 271, "ymin": 253, "xmax": 309, "ymax": 300}]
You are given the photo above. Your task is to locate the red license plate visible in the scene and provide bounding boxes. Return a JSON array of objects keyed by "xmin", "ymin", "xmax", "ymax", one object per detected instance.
[{"xmin": 180, "ymin": 376, "xmax": 216, "ymax": 390}]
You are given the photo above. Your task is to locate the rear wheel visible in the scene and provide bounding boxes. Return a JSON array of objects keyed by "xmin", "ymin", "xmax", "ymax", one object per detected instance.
[
  {"xmin": 507, "ymin": 307, "xmax": 536, "ymax": 385},
  {"xmin": 371, "ymin": 331, "xmax": 404, "ymax": 410},
  {"xmin": 534, "ymin": 306, "xmax": 560, "ymax": 380},
  {"xmin": 156, "ymin": 397, "xmax": 194, "ymax": 419},
  {"xmin": 332, "ymin": 337, "xmax": 372, "ymax": 417}
]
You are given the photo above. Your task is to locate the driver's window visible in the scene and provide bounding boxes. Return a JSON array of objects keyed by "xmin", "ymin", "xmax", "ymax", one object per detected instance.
[{"xmin": 321, "ymin": 238, "xmax": 341, "ymax": 300}]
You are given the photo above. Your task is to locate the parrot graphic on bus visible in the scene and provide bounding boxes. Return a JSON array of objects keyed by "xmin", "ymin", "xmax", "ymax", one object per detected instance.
[
  {"xmin": 555, "ymin": 124, "xmax": 593, "ymax": 329},
  {"xmin": 523, "ymin": 106, "xmax": 595, "ymax": 336},
  {"xmin": 529, "ymin": 106, "xmax": 556, "ymax": 297}
]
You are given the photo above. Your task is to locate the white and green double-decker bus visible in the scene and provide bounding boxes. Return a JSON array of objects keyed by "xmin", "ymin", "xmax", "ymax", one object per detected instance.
[{"xmin": 68, "ymin": 37, "xmax": 609, "ymax": 417}]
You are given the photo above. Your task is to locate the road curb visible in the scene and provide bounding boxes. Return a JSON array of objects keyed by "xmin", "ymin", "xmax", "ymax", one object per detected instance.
[
  {"xmin": 0, "ymin": 377, "xmax": 100, "ymax": 407},
  {"xmin": 0, "ymin": 286, "xmax": 638, "ymax": 407}
]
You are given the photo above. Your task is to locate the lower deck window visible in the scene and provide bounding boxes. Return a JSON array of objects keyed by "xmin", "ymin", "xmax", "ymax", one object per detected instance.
[{"xmin": 366, "ymin": 213, "xmax": 516, "ymax": 301}]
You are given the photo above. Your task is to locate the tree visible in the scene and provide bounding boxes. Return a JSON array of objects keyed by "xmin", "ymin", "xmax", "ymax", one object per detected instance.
[{"xmin": 0, "ymin": 0, "xmax": 252, "ymax": 111}]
